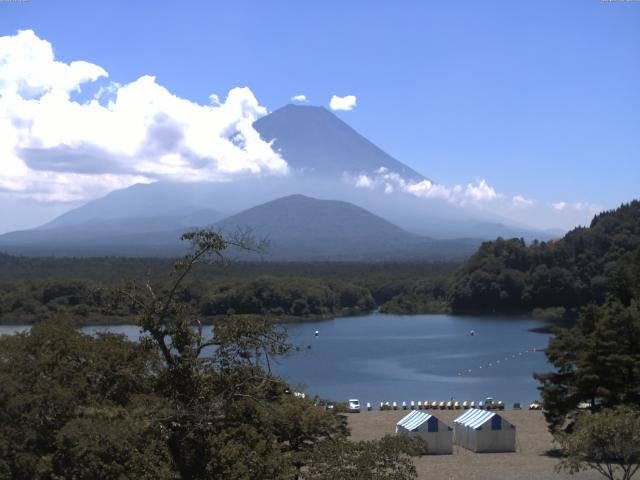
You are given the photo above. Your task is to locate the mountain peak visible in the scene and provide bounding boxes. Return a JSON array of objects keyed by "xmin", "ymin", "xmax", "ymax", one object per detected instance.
[
  {"xmin": 279, "ymin": 103, "xmax": 328, "ymax": 112},
  {"xmin": 254, "ymin": 104, "xmax": 427, "ymax": 182}
]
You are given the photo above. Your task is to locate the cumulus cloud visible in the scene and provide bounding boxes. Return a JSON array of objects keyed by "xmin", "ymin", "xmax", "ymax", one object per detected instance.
[
  {"xmin": 347, "ymin": 168, "xmax": 500, "ymax": 206},
  {"xmin": 354, "ymin": 174, "xmax": 374, "ymax": 188},
  {"xmin": 463, "ymin": 179, "xmax": 498, "ymax": 203},
  {"xmin": 291, "ymin": 94, "xmax": 307, "ymax": 102},
  {"xmin": 329, "ymin": 94, "xmax": 356, "ymax": 111},
  {"xmin": 512, "ymin": 195, "xmax": 535, "ymax": 208},
  {"xmin": 0, "ymin": 30, "xmax": 288, "ymax": 203}
]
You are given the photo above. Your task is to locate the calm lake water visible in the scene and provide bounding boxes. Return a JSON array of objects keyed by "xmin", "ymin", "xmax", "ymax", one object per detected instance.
[{"xmin": 0, "ymin": 313, "xmax": 551, "ymax": 406}]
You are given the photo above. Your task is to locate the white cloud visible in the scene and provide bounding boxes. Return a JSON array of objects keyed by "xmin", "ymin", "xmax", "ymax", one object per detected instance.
[
  {"xmin": 329, "ymin": 94, "xmax": 357, "ymax": 111},
  {"xmin": 346, "ymin": 169, "xmax": 605, "ymax": 231},
  {"xmin": 354, "ymin": 174, "xmax": 374, "ymax": 188},
  {"xmin": 0, "ymin": 29, "xmax": 107, "ymax": 97},
  {"xmin": 0, "ymin": 30, "xmax": 288, "ymax": 203},
  {"xmin": 512, "ymin": 195, "xmax": 535, "ymax": 208},
  {"xmin": 291, "ymin": 94, "xmax": 307, "ymax": 102},
  {"xmin": 348, "ymin": 168, "xmax": 500, "ymax": 205},
  {"xmin": 405, "ymin": 179, "xmax": 455, "ymax": 201},
  {"xmin": 552, "ymin": 201, "xmax": 601, "ymax": 214},
  {"xmin": 463, "ymin": 179, "xmax": 499, "ymax": 203}
]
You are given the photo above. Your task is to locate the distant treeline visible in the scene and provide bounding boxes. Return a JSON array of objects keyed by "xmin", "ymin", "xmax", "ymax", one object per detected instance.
[
  {"xmin": 0, "ymin": 256, "xmax": 456, "ymax": 325},
  {"xmin": 449, "ymin": 200, "xmax": 640, "ymax": 314},
  {"xmin": 2, "ymin": 200, "xmax": 638, "ymax": 324}
]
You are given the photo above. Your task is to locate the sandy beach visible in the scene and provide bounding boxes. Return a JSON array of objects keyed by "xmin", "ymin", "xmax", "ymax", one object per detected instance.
[{"xmin": 346, "ymin": 409, "xmax": 602, "ymax": 480}]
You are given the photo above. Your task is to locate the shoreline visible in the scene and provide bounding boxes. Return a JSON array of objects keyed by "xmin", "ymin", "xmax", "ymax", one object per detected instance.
[{"xmin": 0, "ymin": 309, "xmax": 559, "ymax": 329}]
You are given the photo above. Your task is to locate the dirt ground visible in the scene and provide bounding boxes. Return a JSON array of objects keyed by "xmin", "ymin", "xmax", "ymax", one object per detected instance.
[{"xmin": 346, "ymin": 409, "xmax": 602, "ymax": 480}]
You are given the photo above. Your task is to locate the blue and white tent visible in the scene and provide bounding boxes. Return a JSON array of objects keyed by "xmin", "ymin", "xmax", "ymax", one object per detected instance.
[
  {"xmin": 396, "ymin": 410, "xmax": 452, "ymax": 454},
  {"xmin": 453, "ymin": 409, "xmax": 516, "ymax": 452}
]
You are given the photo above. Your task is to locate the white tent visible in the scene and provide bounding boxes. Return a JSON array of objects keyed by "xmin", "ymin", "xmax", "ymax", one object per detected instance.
[
  {"xmin": 453, "ymin": 409, "xmax": 516, "ymax": 453},
  {"xmin": 395, "ymin": 410, "xmax": 453, "ymax": 454}
]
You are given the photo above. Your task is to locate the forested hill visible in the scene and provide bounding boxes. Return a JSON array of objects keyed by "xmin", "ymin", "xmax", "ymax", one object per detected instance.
[{"xmin": 449, "ymin": 200, "xmax": 640, "ymax": 313}]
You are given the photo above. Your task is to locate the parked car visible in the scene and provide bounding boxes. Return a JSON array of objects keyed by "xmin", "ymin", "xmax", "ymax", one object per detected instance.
[
  {"xmin": 325, "ymin": 401, "xmax": 335, "ymax": 411},
  {"xmin": 348, "ymin": 398, "xmax": 361, "ymax": 413},
  {"xmin": 529, "ymin": 400, "xmax": 542, "ymax": 410}
]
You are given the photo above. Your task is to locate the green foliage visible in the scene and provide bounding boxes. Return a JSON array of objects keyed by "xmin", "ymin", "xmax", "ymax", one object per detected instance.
[
  {"xmin": 535, "ymin": 301, "xmax": 640, "ymax": 432},
  {"xmin": 555, "ymin": 406, "xmax": 640, "ymax": 480},
  {"xmin": 449, "ymin": 201, "xmax": 640, "ymax": 312},
  {"xmin": 0, "ymin": 319, "xmax": 164, "ymax": 480},
  {"xmin": 0, "ymin": 254, "xmax": 458, "ymax": 325},
  {"xmin": 0, "ymin": 298, "xmax": 349, "ymax": 479},
  {"xmin": 52, "ymin": 407, "xmax": 175, "ymax": 480},
  {"xmin": 306, "ymin": 435, "xmax": 425, "ymax": 480},
  {"xmin": 113, "ymin": 229, "xmax": 352, "ymax": 479},
  {"xmin": 201, "ymin": 276, "xmax": 375, "ymax": 318}
]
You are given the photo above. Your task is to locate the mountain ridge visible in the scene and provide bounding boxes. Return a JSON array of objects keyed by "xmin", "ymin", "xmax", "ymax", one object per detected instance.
[
  {"xmin": 0, "ymin": 104, "xmax": 555, "ymax": 255},
  {"xmin": 0, "ymin": 194, "xmax": 480, "ymax": 260}
]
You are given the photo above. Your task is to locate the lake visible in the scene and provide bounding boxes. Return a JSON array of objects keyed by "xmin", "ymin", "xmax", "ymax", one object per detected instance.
[{"xmin": 0, "ymin": 313, "xmax": 552, "ymax": 406}]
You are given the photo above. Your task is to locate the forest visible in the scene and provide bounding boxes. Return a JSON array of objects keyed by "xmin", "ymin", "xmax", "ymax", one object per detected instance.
[
  {"xmin": 0, "ymin": 255, "xmax": 456, "ymax": 325},
  {"xmin": 448, "ymin": 200, "xmax": 640, "ymax": 315}
]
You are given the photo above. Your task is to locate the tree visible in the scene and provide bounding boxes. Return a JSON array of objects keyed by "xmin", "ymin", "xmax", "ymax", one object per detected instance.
[
  {"xmin": 0, "ymin": 319, "xmax": 161, "ymax": 480},
  {"xmin": 556, "ymin": 406, "xmax": 640, "ymax": 480},
  {"xmin": 118, "ymin": 229, "xmax": 349, "ymax": 479},
  {"xmin": 52, "ymin": 406, "xmax": 175, "ymax": 480},
  {"xmin": 535, "ymin": 301, "xmax": 640, "ymax": 432},
  {"xmin": 449, "ymin": 201, "xmax": 640, "ymax": 313},
  {"xmin": 305, "ymin": 435, "xmax": 425, "ymax": 480}
]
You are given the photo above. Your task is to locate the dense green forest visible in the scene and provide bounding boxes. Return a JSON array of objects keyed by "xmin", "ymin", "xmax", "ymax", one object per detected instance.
[
  {"xmin": 0, "ymin": 255, "xmax": 456, "ymax": 325},
  {"xmin": 449, "ymin": 201, "xmax": 640, "ymax": 314}
]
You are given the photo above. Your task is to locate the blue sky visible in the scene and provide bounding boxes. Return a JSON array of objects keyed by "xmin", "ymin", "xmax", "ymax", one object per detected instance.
[{"xmin": 0, "ymin": 0, "xmax": 638, "ymax": 232}]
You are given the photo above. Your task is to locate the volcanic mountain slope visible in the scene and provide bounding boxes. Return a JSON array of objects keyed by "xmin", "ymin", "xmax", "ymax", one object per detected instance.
[
  {"xmin": 213, "ymin": 194, "xmax": 479, "ymax": 260},
  {"xmin": 253, "ymin": 104, "xmax": 426, "ymax": 181},
  {"xmin": 0, "ymin": 194, "xmax": 479, "ymax": 260},
  {"xmin": 0, "ymin": 104, "xmax": 553, "ymax": 255}
]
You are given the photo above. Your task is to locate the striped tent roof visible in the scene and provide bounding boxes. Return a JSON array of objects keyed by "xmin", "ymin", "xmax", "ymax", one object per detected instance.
[
  {"xmin": 454, "ymin": 409, "xmax": 496, "ymax": 430},
  {"xmin": 397, "ymin": 410, "xmax": 433, "ymax": 431}
]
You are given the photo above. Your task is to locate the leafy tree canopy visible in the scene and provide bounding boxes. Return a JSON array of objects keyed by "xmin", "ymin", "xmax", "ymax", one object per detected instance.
[
  {"xmin": 556, "ymin": 406, "xmax": 640, "ymax": 480},
  {"xmin": 449, "ymin": 200, "xmax": 640, "ymax": 313},
  {"xmin": 535, "ymin": 301, "xmax": 640, "ymax": 432}
]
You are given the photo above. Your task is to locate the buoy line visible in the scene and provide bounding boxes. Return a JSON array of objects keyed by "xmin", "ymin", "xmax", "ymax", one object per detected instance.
[{"xmin": 455, "ymin": 347, "xmax": 546, "ymax": 377}]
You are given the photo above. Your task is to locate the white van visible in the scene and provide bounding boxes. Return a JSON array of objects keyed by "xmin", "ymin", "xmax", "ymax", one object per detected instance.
[{"xmin": 348, "ymin": 399, "xmax": 361, "ymax": 413}]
